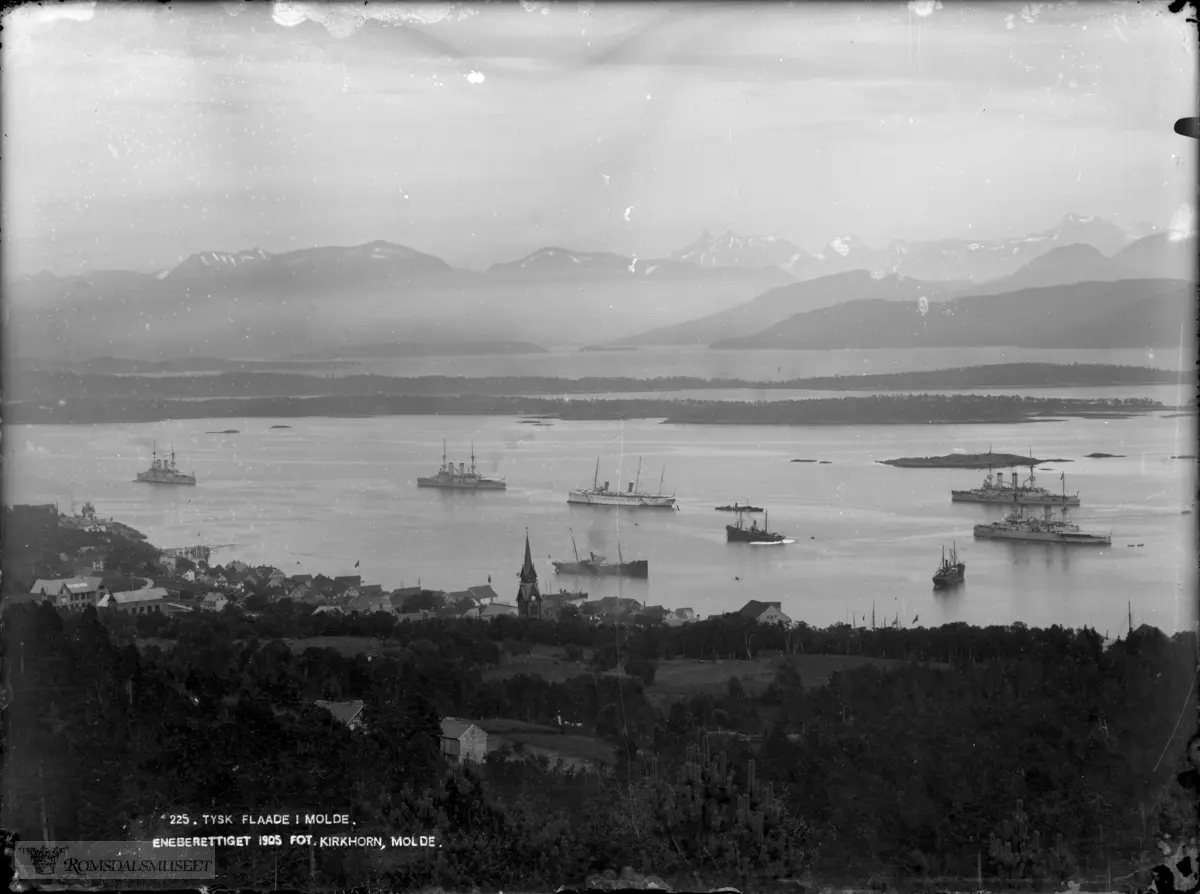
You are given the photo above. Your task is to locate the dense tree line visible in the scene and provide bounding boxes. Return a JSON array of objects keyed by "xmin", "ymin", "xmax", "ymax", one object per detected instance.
[
  {"xmin": 9, "ymin": 362, "xmax": 1186, "ymax": 405},
  {"xmin": 1, "ymin": 600, "xmax": 1194, "ymax": 890},
  {"xmin": 7, "ymin": 391, "xmax": 1161, "ymax": 426}
]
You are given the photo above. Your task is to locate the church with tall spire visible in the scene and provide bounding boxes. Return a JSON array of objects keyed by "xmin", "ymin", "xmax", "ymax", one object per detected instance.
[{"xmin": 516, "ymin": 530, "xmax": 542, "ymax": 619}]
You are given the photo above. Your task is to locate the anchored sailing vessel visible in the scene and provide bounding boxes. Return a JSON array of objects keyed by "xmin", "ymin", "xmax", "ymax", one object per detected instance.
[
  {"xmin": 552, "ymin": 529, "xmax": 649, "ymax": 578},
  {"xmin": 726, "ymin": 509, "xmax": 786, "ymax": 544},
  {"xmin": 567, "ymin": 456, "xmax": 676, "ymax": 508},
  {"xmin": 952, "ymin": 454, "xmax": 1080, "ymax": 506},
  {"xmin": 716, "ymin": 501, "xmax": 763, "ymax": 513},
  {"xmin": 932, "ymin": 543, "xmax": 966, "ymax": 588},
  {"xmin": 417, "ymin": 442, "xmax": 506, "ymax": 490},
  {"xmin": 973, "ymin": 505, "xmax": 1111, "ymax": 545},
  {"xmin": 135, "ymin": 443, "xmax": 197, "ymax": 486}
]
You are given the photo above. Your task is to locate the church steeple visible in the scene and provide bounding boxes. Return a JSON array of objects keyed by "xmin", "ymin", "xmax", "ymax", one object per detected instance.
[
  {"xmin": 516, "ymin": 529, "xmax": 542, "ymax": 618},
  {"xmin": 522, "ymin": 533, "xmax": 536, "ymax": 579}
]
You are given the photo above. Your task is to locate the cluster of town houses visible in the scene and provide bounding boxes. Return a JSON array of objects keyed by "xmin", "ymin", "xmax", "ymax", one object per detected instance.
[
  {"xmin": 14, "ymin": 506, "xmax": 794, "ymax": 629},
  {"xmin": 17, "ymin": 528, "xmax": 710, "ymax": 626}
]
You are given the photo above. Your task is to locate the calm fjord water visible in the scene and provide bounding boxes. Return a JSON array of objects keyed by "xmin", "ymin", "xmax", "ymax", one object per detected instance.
[{"xmin": 8, "ymin": 411, "xmax": 1195, "ymax": 636}]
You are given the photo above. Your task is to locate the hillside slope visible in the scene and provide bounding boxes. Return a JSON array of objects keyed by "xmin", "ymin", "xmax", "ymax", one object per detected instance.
[
  {"xmin": 617, "ymin": 271, "xmax": 972, "ymax": 347},
  {"xmin": 710, "ymin": 279, "xmax": 1193, "ymax": 350}
]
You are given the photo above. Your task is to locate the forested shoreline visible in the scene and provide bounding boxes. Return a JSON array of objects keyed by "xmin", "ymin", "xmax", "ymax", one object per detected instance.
[
  {"xmin": 8, "ymin": 362, "xmax": 1191, "ymax": 404},
  {"xmin": 3, "ymin": 392, "xmax": 1163, "ymax": 426}
]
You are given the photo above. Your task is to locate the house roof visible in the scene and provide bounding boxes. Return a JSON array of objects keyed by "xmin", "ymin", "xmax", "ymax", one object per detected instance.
[
  {"xmin": 440, "ymin": 718, "xmax": 481, "ymax": 740},
  {"xmin": 315, "ymin": 699, "xmax": 365, "ymax": 727},
  {"xmin": 202, "ymin": 593, "xmax": 226, "ymax": 603},
  {"xmin": 109, "ymin": 588, "xmax": 169, "ymax": 604},
  {"xmin": 468, "ymin": 584, "xmax": 500, "ymax": 603},
  {"xmin": 347, "ymin": 593, "xmax": 388, "ymax": 612},
  {"xmin": 582, "ymin": 596, "xmax": 640, "ymax": 614},
  {"xmin": 480, "ymin": 603, "xmax": 518, "ymax": 618},
  {"xmin": 738, "ymin": 600, "xmax": 782, "ymax": 620},
  {"xmin": 32, "ymin": 577, "xmax": 102, "ymax": 595}
]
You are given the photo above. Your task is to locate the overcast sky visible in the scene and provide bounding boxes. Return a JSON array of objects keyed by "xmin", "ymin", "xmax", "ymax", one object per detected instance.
[{"xmin": 2, "ymin": 0, "xmax": 1196, "ymax": 275}]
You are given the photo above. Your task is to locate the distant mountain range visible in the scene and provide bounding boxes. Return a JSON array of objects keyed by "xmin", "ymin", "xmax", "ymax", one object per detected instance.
[
  {"xmin": 7, "ymin": 214, "xmax": 1191, "ymax": 363},
  {"xmin": 709, "ymin": 279, "xmax": 1193, "ymax": 351},
  {"xmin": 672, "ymin": 214, "xmax": 1152, "ymax": 283},
  {"xmin": 623, "ymin": 232, "xmax": 1195, "ymax": 348},
  {"xmin": 7, "ymin": 243, "xmax": 790, "ymax": 362}
]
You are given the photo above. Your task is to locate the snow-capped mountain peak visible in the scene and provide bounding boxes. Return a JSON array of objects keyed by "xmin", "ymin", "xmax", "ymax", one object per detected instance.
[
  {"xmin": 671, "ymin": 230, "xmax": 808, "ymax": 270},
  {"xmin": 166, "ymin": 248, "xmax": 274, "ymax": 279}
]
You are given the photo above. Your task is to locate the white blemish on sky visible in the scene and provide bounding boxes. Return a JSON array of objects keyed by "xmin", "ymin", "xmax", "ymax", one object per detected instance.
[
  {"xmin": 1021, "ymin": 4, "xmax": 1045, "ymax": 25},
  {"xmin": 623, "ymin": 207, "xmax": 634, "ymax": 222},
  {"xmin": 465, "ymin": 70, "xmax": 485, "ymax": 84},
  {"xmin": 271, "ymin": 1, "xmax": 474, "ymax": 34},
  {"xmin": 1168, "ymin": 203, "xmax": 1196, "ymax": 241},
  {"xmin": 907, "ymin": 1, "xmax": 942, "ymax": 17}
]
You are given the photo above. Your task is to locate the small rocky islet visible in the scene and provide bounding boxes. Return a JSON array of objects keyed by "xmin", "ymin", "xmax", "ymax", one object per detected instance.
[{"xmin": 878, "ymin": 451, "xmax": 1072, "ymax": 469}]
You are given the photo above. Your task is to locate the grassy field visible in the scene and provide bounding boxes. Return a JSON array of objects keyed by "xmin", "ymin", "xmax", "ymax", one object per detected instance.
[
  {"xmin": 645, "ymin": 653, "xmax": 932, "ymax": 709},
  {"xmin": 135, "ymin": 636, "xmax": 177, "ymax": 652},
  {"xmin": 481, "ymin": 643, "xmax": 591, "ymax": 684},
  {"xmin": 277, "ymin": 638, "xmax": 939, "ymax": 711},
  {"xmin": 282, "ymin": 636, "xmax": 389, "ymax": 657}
]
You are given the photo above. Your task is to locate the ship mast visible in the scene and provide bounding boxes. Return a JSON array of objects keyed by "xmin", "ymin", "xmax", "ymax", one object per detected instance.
[
  {"xmin": 658, "ymin": 464, "xmax": 666, "ymax": 495},
  {"xmin": 569, "ymin": 528, "xmax": 580, "ymax": 563},
  {"xmin": 593, "ymin": 455, "xmax": 600, "ymax": 490},
  {"xmin": 470, "ymin": 443, "xmax": 476, "ymax": 475},
  {"xmin": 442, "ymin": 439, "xmax": 447, "ymax": 472},
  {"xmin": 634, "ymin": 457, "xmax": 642, "ymax": 493}
]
